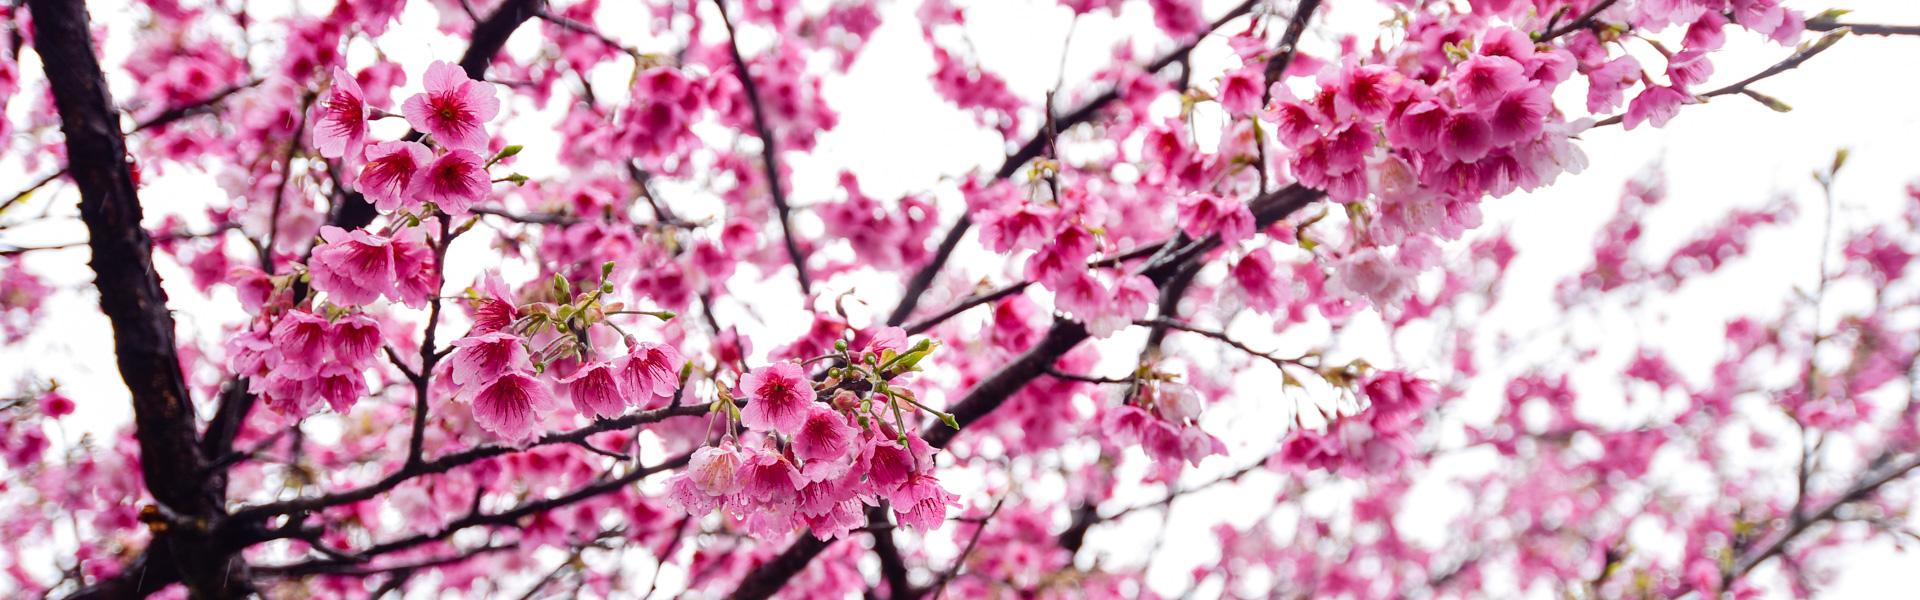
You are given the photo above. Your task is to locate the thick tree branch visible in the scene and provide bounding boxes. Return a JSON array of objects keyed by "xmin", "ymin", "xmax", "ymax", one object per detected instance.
[
  {"xmin": 30, "ymin": 0, "xmax": 246, "ymax": 595},
  {"xmin": 727, "ymin": 535, "xmax": 836, "ymax": 600}
]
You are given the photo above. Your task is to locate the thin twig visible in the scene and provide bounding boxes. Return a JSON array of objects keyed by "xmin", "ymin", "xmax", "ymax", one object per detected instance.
[{"xmin": 713, "ymin": 0, "xmax": 811, "ymax": 296}]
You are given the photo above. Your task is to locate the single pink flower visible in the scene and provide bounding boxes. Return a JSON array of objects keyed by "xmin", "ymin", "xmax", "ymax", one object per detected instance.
[
  {"xmin": 469, "ymin": 274, "xmax": 519, "ymax": 334},
  {"xmin": 1623, "ymin": 85, "xmax": 1689, "ymax": 131},
  {"xmin": 447, "ymin": 331, "xmax": 530, "ymax": 388},
  {"xmin": 358, "ymin": 141, "xmax": 433, "ymax": 212},
  {"xmin": 792, "ymin": 404, "xmax": 857, "ymax": 464},
  {"xmin": 270, "ymin": 310, "xmax": 333, "ymax": 377},
  {"xmin": 411, "ymin": 149, "xmax": 489, "ymax": 215},
  {"xmin": 617, "ymin": 341, "xmax": 685, "ymax": 405},
  {"xmin": 39, "ymin": 391, "xmax": 75, "ymax": 418},
  {"xmin": 1438, "ymin": 111, "xmax": 1493, "ymax": 163},
  {"xmin": 739, "ymin": 363, "xmax": 816, "ymax": 435},
  {"xmin": 560, "ymin": 361, "xmax": 626, "ymax": 419},
  {"xmin": 388, "ymin": 229, "xmax": 437, "ymax": 307},
  {"xmin": 312, "ymin": 67, "xmax": 369, "ymax": 159},
  {"xmin": 858, "ymin": 436, "xmax": 915, "ymax": 494},
  {"xmin": 1448, "ymin": 55, "xmax": 1526, "ymax": 109},
  {"xmin": 329, "ymin": 313, "xmax": 382, "ymax": 365},
  {"xmin": 308, "ymin": 226, "xmax": 395, "ymax": 306},
  {"xmin": 688, "ymin": 442, "xmax": 746, "ymax": 495},
  {"xmin": 313, "ymin": 362, "xmax": 369, "ymax": 413},
  {"xmin": 402, "ymin": 60, "xmax": 500, "ymax": 151},
  {"xmin": 739, "ymin": 448, "xmax": 804, "ymax": 504},
  {"xmin": 888, "ymin": 472, "xmax": 957, "ymax": 532},
  {"xmin": 1487, "ymin": 85, "xmax": 1550, "ymax": 146},
  {"xmin": 467, "ymin": 371, "xmax": 554, "ymax": 442}
]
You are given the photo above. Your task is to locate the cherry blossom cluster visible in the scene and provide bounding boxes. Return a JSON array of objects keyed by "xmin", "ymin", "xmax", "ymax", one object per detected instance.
[{"xmin": 666, "ymin": 328, "xmax": 960, "ymax": 541}]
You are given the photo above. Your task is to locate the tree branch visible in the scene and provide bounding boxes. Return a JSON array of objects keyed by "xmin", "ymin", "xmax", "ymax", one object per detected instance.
[
  {"xmin": 883, "ymin": 0, "xmax": 1261, "ymax": 328},
  {"xmin": 713, "ymin": 0, "xmax": 813, "ymax": 296},
  {"xmin": 30, "ymin": 0, "xmax": 246, "ymax": 595}
]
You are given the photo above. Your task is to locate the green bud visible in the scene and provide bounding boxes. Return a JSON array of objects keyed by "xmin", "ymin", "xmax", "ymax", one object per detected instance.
[{"xmin": 938, "ymin": 412, "xmax": 959, "ymax": 430}]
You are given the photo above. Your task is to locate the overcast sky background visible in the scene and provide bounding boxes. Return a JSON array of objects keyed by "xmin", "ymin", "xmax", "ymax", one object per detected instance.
[{"xmin": 3, "ymin": 0, "xmax": 1919, "ymax": 596}]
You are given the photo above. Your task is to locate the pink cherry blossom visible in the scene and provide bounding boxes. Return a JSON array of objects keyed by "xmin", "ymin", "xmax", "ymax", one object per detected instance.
[
  {"xmin": 312, "ymin": 67, "xmax": 369, "ymax": 159},
  {"xmin": 357, "ymin": 141, "xmax": 434, "ymax": 212},
  {"xmin": 308, "ymin": 226, "xmax": 396, "ymax": 306},
  {"xmin": 560, "ymin": 361, "xmax": 625, "ymax": 419},
  {"xmin": 448, "ymin": 331, "xmax": 531, "ymax": 388},
  {"xmin": 410, "ymin": 149, "xmax": 489, "ymax": 215},
  {"xmin": 467, "ymin": 371, "xmax": 554, "ymax": 442},
  {"xmin": 739, "ymin": 363, "xmax": 816, "ymax": 435},
  {"xmin": 402, "ymin": 60, "xmax": 500, "ymax": 151}
]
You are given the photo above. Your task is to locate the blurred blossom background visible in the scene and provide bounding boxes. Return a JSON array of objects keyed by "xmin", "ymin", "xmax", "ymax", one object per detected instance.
[{"xmin": 2, "ymin": 0, "xmax": 1919, "ymax": 597}]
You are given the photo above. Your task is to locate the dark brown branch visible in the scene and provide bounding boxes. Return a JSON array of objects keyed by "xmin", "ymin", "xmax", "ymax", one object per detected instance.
[
  {"xmin": 339, "ymin": 450, "xmax": 691, "ymax": 560},
  {"xmin": 713, "ymin": 0, "xmax": 812, "ymax": 296},
  {"xmin": 29, "ymin": 0, "xmax": 245, "ymax": 595},
  {"xmin": 727, "ymin": 535, "xmax": 836, "ymax": 600},
  {"xmin": 869, "ymin": 506, "xmax": 913, "ymax": 598},
  {"xmin": 1537, "ymin": 0, "xmax": 1621, "ymax": 42},
  {"xmin": 226, "ymin": 401, "xmax": 710, "ymax": 527},
  {"xmin": 254, "ymin": 544, "xmax": 517, "ymax": 578},
  {"xmin": 883, "ymin": 0, "xmax": 1260, "ymax": 328}
]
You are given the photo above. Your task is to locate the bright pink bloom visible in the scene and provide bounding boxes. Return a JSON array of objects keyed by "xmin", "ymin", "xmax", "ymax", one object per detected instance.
[
  {"xmin": 561, "ymin": 361, "xmax": 626, "ymax": 419},
  {"xmin": 308, "ymin": 226, "xmax": 395, "ymax": 306},
  {"xmin": 1585, "ymin": 56, "xmax": 1642, "ymax": 114},
  {"xmin": 1387, "ymin": 100, "xmax": 1446, "ymax": 153},
  {"xmin": 467, "ymin": 371, "xmax": 554, "ymax": 442},
  {"xmin": 889, "ymin": 472, "xmax": 956, "ymax": 532},
  {"xmin": 1438, "ymin": 111, "xmax": 1493, "ymax": 163},
  {"xmin": 358, "ymin": 141, "xmax": 433, "ymax": 212},
  {"xmin": 1226, "ymin": 248, "xmax": 1288, "ymax": 313},
  {"xmin": 1331, "ymin": 65, "xmax": 1399, "ymax": 121},
  {"xmin": 402, "ymin": 60, "xmax": 500, "ymax": 151},
  {"xmin": 740, "ymin": 363, "xmax": 816, "ymax": 434},
  {"xmin": 1216, "ymin": 67, "xmax": 1262, "ymax": 116},
  {"xmin": 410, "ymin": 149, "xmax": 489, "ymax": 215},
  {"xmin": 39, "ymin": 391, "xmax": 75, "ymax": 417},
  {"xmin": 312, "ymin": 67, "xmax": 369, "ymax": 159},
  {"xmin": 793, "ymin": 404, "xmax": 858, "ymax": 465},
  {"xmin": 739, "ymin": 448, "xmax": 804, "ymax": 503},
  {"xmin": 388, "ymin": 230, "xmax": 437, "ymax": 307},
  {"xmin": 447, "ymin": 332, "xmax": 531, "ymax": 388},
  {"xmin": 270, "ymin": 310, "xmax": 333, "ymax": 376},
  {"xmin": 329, "ymin": 313, "xmax": 381, "ymax": 365},
  {"xmin": 1488, "ymin": 85, "xmax": 1550, "ymax": 146},
  {"xmin": 313, "ymin": 362, "xmax": 369, "ymax": 413},
  {"xmin": 1177, "ymin": 192, "xmax": 1255, "ymax": 244},
  {"xmin": 618, "ymin": 341, "xmax": 685, "ymax": 404},
  {"xmin": 1449, "ymin": 55, "xmax": 1527, "ymax": 109},
  {"xmin": 978, "ymin": 203, "xmax": 1059, "ymax": 253}
]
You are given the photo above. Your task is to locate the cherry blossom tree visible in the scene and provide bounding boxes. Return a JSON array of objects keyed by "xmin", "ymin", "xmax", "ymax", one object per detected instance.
[{"xmin": 0, "ymin": 0, "xmax": 1916, "ymax": 597}]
